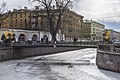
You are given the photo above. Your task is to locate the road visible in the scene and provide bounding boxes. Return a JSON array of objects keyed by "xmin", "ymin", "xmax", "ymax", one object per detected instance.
[{"xmin": 0, "ymin": 48, "xmax": 120, "ymax": 80}]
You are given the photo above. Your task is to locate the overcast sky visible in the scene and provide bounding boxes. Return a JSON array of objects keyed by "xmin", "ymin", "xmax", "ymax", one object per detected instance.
[{"xmin": 1, "ymin": 0, "xmax": 120, "ymax": 31}]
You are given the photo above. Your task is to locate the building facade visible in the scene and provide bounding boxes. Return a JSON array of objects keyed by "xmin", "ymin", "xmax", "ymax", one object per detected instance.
[
  {"xmin": 1, "ymin": 7, "xmax": 31, "ymax": 30},
  {"xmin": 1, "ymin": 7, "xmax": 84, "ymax": 42},
  {"xmin": 83, "ymin": 20, "xmax": 105, "ymax": 41},
  {"xmin": 61, "ymin": 10, "xmax": 84, "ymax": 42},
  {"xmin": 108, "ymin": 29, "xmax": 120, "ymax": 42},
  {"xmin": 30, "ymin": 9, "xmax": 84, "ymax": 42}
]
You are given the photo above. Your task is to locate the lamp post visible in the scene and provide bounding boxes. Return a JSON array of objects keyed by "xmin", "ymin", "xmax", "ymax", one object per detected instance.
[{"xmin": 80, "ymin": 19, "xmax": 83, "ymax": 45}]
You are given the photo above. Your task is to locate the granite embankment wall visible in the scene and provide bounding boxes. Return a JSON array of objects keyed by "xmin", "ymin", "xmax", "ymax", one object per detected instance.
[
  {"xmin": 96, "ymin": 44, "xmax": 120, "ymax": 72},
  {"xmin": 0, "ymin": 45, "xmax": 92, "ymax": 62}
]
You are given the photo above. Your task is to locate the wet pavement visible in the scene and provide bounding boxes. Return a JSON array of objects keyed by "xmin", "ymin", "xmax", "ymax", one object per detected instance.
[{"xmin": 0, "ymin": 48, "xmax": 120, "ymax": 80}]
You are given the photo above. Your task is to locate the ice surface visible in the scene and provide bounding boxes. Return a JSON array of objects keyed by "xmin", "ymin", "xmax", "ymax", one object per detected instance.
[{"xmin": 0, "ymin": 48, "xmax": 120, "ymax": 80}]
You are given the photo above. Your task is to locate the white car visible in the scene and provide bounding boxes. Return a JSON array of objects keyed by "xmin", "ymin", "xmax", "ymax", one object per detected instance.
[{"xmin": 114, "ymin": 41, "xmax": 120, "ymax": 46}]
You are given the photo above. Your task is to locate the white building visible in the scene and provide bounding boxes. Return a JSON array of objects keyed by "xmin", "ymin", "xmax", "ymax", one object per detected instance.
[
  {"xmin": 0, "ymin": 28, "xmax": 65, "ymax": 43},
  {"xmin": 83, "ymin": 20, "xmax": 105, "ymax": 41}
]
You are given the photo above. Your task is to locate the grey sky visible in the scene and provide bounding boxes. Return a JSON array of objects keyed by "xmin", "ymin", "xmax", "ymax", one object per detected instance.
[
  {"xmin": 74, "ymin": 0, "xmax": 120, "ymax": 20},
  {"xmin": 1, "ymin": 0, "xmax": 120, "ymax": 31},
  {"xmin": 1, "ymin": 0, "xmax": 31, "ymax": 10}
]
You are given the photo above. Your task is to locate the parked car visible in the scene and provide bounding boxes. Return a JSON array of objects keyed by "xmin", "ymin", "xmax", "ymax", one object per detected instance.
[{"xmin": 114, "ymin": 41, "xmax": 120, "ymax": 47}]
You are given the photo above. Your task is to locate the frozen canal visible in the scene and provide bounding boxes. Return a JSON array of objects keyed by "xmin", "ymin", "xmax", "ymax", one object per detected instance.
[{"xmin": 0, "ymin": 48, "xmax": 120, "ymax": 80}]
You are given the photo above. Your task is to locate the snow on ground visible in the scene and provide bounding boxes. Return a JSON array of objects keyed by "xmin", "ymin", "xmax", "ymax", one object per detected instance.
[{"xmin": 0, "ymin": 48, "xmax": 120, "ymax": 80}]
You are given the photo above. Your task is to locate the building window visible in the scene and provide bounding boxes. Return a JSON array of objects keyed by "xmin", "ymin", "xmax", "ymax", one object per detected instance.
[
  {"xmin": 20, "ymin": 24, "xmax": 22, "ymax": 29},
  {"xmin": 16, "ymin": 19, "xmax": 17, "ymax": 23},
  {"xmin": 11, "ymin": 19, "xmax": 13, "ymax": 22},
  {"xmin": 11, "ymin": 14, "xmax": 13, "ymax": 18},
  {"xmin": 11, "ymin": 20, "xmax": 13, "ymax": 24},
  {"xmin": 25, "ymin": 13, "xmax": 27, "ymax": 17},
  {"xmin": 20, "ymin": 14, "xmax": 22, "ymax": 18},
  {"xmin": 29, "ymin": 13, "xmax": 31, "ymax": 18},
  {"xmin": 11, "ymin": 24, "xmax": 13, "ymax": 27},
  {"xmin": 15, "ymin": 14, "xmax": 17, "ymax": 18},
  {"xmin": 20, "ymin": 19, "xmax": 22, "ymax": 23},
  {"xmin": 25, "ymin": 19, "xmax": 27, "ymax": 23}
]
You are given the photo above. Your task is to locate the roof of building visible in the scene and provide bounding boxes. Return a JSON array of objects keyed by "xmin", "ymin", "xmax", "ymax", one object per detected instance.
[{"xmin": 83, "ymin": 19, "xmax": 105, "ymax": 26}]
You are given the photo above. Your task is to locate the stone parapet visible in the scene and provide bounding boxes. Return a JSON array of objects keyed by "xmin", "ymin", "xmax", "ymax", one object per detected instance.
[
  {"xmin": 96, "ymin": 44, "xmax": 120, "ymax": 72},
  {"xmin": 0, "ymin": 45, "xmax": 84, "ymax": 62}
]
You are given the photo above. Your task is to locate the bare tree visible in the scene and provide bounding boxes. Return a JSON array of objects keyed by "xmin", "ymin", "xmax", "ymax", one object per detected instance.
[
  {"xmin": 29, "ymin": 0, "xmax": 77, "ymax": 43},
  {"xmin": 0, "ymin": 1, "xmax": 6, "ymax": 28}
]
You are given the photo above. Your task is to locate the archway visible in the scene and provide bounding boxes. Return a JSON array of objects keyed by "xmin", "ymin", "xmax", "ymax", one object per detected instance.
[
  {"xmin": 18, "ymin": 34, "xmax": 26, "ymax": 42},
  {"xmin": 41, "ymin": 35, "xmax": 48, "ymax": 44},
  {"xmin": 32, "ymin": 34, "xmax": 38, "ymax": 41}
]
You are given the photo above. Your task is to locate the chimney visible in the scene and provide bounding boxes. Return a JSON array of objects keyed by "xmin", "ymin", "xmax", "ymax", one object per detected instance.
[
  {"xmin": 35, "ymin": 6, "xmax": 39, "ymax": 10},
  {"xmin": 24, "ymin": 6, "xmax": 27, "ymax": 10},
  {"xmin": 13, "ymin": 9, "xmax": 17, "ymax": 12},
  {"xmin": 8, "ymin": 10, "xmax": 11, "ymax": 13}
]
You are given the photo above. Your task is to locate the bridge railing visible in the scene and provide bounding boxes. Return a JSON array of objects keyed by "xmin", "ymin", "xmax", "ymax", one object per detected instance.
[
  {"xmin": 114, "ymin": 45, "xmax": 120, "ymax": 53},
  {"xmin": 0, "ymin": 40, "xmax": 101, "ymax": 48},
  {"xmin": 97, "ymin": 44, "xmax": 120, "ymax": 53},
  {"xmin": 0, "ymin": 42, "xmax": 11, "ymax": 47}
]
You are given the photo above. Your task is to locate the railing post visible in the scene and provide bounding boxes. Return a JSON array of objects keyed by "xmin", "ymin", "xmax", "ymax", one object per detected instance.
[{"xmin": 110, "ymin": 44, "xmax": 114, "ymax": 52}]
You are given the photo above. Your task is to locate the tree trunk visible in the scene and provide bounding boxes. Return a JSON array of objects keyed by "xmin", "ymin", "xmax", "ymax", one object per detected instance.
[{"xmin": 51, "ymin": 31, "xmax": 57, "ymax": 43}]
